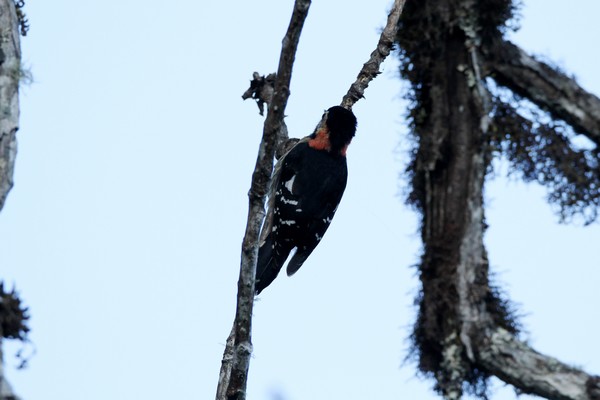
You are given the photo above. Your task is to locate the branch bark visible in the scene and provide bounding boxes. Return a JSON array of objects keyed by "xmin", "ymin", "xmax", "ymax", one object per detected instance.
[
  {"xmin": 475, "ymin": 328, "xmax": 600, "ymax": 400},
  {"xmin": 457, "ymin": 26, "xmax": 600, "ymax": 400},
  {"xmin": 475, "ymin": 34, "xmax": 600, "ymax": 399},
  {"xmin": 456, "ymin": 38, "xmax": 600, "ymax": 400},
  {"xmin": 483, "ymin": 39, "xmax": 600, "ymax": 147},
  {"xmin": 0, "ymin": 0, "xmax": 22, "ymax": 213},
  {"xmin": 341, "ymin": 0, "xmax": 406, "ymax": 109},
  {"xmin": 216, "ymin": 1, "xmax": 311, "ymax": 399}
]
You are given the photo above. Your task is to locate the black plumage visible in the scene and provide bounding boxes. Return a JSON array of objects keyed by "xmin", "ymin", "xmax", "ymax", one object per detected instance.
[{"xmin": 255, "ymin": 106, "xmax": 357, "ymax": 294}]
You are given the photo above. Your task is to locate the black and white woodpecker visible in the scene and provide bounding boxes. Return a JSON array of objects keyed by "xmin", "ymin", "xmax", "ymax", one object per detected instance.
[{"xmin": 255, "ymin": 106, "xmax": 357, "ymax": 294}]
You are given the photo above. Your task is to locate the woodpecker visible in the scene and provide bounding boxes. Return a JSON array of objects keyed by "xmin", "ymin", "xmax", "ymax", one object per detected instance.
[{"xmin": 255, "ymin": 106, "xmax": 357, "ymax": 294}]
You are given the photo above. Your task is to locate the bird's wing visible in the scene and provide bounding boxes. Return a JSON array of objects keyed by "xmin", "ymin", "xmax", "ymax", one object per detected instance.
[
  {"xmin": 282, "ymin": 151, "xmax": 348, "ymax": 276},
  {"xmin": 259, "ymin": 137, "xmax": 309, "ymax": 246}
]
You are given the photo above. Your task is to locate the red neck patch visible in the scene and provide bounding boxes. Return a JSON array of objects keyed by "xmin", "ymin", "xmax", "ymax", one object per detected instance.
[{"xmin": 308, "ymin": 128, "xmax": 331, "ymax": 152}]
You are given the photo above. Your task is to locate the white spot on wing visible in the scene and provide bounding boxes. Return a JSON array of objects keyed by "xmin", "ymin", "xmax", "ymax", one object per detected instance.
[
  {"xmin": 284, "ymin": 175, "xmax": 296, "ymax": 193},
  {"xmin": 280, "ymin": 220, "xmax": 296, "ymax": 226},
  {"xmin": 280, "ymin": 197, "xmax": 299, "ymax": 206}
]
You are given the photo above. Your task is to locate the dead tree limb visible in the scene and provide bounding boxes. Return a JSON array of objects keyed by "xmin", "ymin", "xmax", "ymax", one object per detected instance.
[
  {"xmin": 0, "ymin": 0, "xmax": 22, "ymax": 213},
  {"xmin": 216, "ymin": 1, "xmax": 311, "ymax": 399},
  {"xmin": 341, "ymin": 0, "xmax": 406, "ymax": 109},
  {"xmin": 483, "ymin": 39, "xmax": 600, "ymax": 147}
]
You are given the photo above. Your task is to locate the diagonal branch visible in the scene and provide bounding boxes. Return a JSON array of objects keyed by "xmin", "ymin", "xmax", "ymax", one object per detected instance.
[
  {"xmin": 476, "ymin": 327, "xmax": 600, "ymax": 400},
  {"xmin": 216, "ymin": 1, "xmax": 311, "ymax": 400},
  {"xmin": 483, "ymin": 39, "xmax": 600, "ymax": 147},
  {"xmin": 341, "ymin": 0, "xmax": 406, "ymax": 109}
]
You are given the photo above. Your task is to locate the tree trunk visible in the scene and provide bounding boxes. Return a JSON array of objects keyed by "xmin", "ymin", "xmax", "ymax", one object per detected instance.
[
  {"xmin": 406, "ymin": 3, "xmax": 496, "ymax": 397},
  {"xmin": 399, "ymin": 0, "xmax": 600, "ymax": 398}
]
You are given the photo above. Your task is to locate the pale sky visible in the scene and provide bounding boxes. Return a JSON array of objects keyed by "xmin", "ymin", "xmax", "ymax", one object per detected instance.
[{"xmin": 1, "ymin": 1, "xmax": 599, "ymax": 399}]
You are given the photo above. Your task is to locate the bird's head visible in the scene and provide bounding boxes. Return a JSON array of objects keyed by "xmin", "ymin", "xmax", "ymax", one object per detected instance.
[{"xmin": 309, "ymin": 106, "xmax": 357, "ymax": 156}]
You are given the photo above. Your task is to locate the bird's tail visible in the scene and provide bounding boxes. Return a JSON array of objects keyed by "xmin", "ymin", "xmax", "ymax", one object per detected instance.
[
  {"xmin": 285, "ymin": 246, "xmax": 315, "ymax": 276},
  {"xmin": 255, "ymin": 234, "xmax": 291, "ymax": 294}
]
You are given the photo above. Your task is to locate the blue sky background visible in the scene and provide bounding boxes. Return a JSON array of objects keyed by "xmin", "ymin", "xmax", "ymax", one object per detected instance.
[{"xmin": 1, "ymin": 1, "xmax": 598, "ymax": 399}]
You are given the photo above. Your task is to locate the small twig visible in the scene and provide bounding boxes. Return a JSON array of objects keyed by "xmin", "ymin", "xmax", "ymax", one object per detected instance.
[
  {"xmin": 341, "ymin": 0, "xmax": 406, "ymax": 109},
  {"xmin": 216, "ymin": 1, "xmax": 311, "ymax": 400}
]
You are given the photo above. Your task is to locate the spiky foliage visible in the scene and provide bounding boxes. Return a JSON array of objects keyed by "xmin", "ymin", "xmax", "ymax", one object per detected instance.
[{"xmin": 0, "ymin": 282, "xmax": 29, "ymax": 340}]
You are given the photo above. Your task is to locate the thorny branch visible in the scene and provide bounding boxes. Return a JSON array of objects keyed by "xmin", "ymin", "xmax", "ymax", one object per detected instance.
[
  {"xmin": 216, "ymin": 1, "xmax": 311, "ymax": 399},
  {"xmin": 341, "ymin": 0, "xmax": 407, "ymax": 110}
]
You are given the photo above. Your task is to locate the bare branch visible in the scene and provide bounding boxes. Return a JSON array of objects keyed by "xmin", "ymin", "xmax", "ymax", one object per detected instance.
[
  {"xmin": 484, "ymin": 39, "xmax": 600, "ymax": 147},
  {"xmin": 0, "ymin": 0, "xmax": 22, "ymax": 213},
  {"xmin": 477, "ymin": 328, "xmax": 600, "ymax": 400},
  {"xmin": 215, "ymin": 327, "xmax": 235, "ymax": 400},
  {"xmin": 340, "ymin": 0, "xmax": 406, "ymax": 109},
  {"xmin": 216, "ymin": 1, "xmax": 311, "ymax": 399}
]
